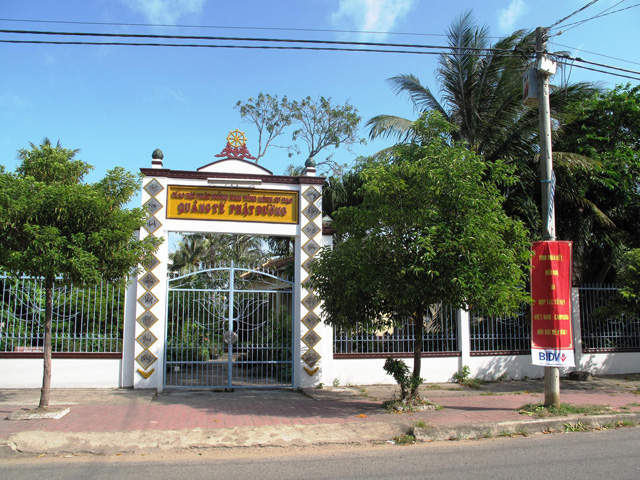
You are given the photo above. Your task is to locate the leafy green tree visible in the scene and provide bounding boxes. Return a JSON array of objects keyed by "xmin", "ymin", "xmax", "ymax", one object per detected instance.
[
  {"xmin": 619, "ymin": 249, "xmax": 640, "ymax": 310},
  {"xmin": 311, "ymin": 114, "xmax": 531, "ymax": 399},
  {"xmin": 0, "ymin": 140, "xmax": 160, "ymax": 408},
  {"xmin": 553, "ymin": 84, "xmax": 640, "ymax": 283}
]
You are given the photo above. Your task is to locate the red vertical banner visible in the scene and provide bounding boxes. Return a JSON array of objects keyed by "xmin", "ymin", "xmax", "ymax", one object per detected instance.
[{"xmin": 531, "ymin": 241, "xmax": 575, "ymax": 367}]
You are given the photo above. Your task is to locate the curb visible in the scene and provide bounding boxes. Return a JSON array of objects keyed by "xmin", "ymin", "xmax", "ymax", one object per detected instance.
[
  {"xmin": 0, "ymin": 441, "xmax": 17, "ymax": 458},
  {"xmin": 413, "ymin": 413, "xmax": 640, "ymax": 442}
]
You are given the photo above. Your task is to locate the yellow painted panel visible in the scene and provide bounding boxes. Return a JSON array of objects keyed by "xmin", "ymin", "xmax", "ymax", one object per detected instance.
[{"xmin": 166, "ymin": 186, "xmax": 299, "ymax": 224}]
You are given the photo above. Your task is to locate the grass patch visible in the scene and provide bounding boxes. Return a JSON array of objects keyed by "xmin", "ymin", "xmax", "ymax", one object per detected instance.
[
  {"xmin": 462, "ymin": 378, "xmax": 484, "ymax": 390},
  {"xmin": 415, "ymin": 420, "xmax": 427, "ymax": 428},
  {"xmin": 564, "ymin": 422, "xmax": 591, "ymax": 432},
  {"xmin": 518, "ymin": 403, "xmax": 611, "ymax": 417},
  {"xmin": 393, "ymin": 434, "xmax": 415, "ymax": 445}
]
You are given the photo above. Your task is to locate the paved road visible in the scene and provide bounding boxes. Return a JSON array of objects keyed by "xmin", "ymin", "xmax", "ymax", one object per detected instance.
[{"xmin": 2, "ymin": 426, "xmax": 639, "ymax": 479}]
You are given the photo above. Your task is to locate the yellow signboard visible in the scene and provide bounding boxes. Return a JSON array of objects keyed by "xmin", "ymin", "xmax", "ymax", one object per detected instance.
[{"xmin": 166, "ymin": 186, "xmax": 299, "ymax": 224}]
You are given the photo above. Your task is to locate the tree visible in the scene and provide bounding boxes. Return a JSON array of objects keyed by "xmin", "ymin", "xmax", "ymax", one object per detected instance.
[
  {"xmin": 0, "ymin": 140, "xmax": 160, "ymax": 409},
  {"xmin": 235, "ymin": 93, "xmax": 294, "ymax": 163},
  {"xmin": 553, "ymin": 84, "xmax": 640, "ymax": 283},
  {"xmin": 169, "ymin": 233, "xmax": 266, "ymax": 273},
  {"xmin": 311, "ymin": 113, "xmax": 531, "ymax": 399},
  {"xmin": 366, "ymin": 12, "xmax": 596, "ymax": 243},
  {"xmin": 236, "ymin": 93, "xmax": 365, "ymax": 175}
]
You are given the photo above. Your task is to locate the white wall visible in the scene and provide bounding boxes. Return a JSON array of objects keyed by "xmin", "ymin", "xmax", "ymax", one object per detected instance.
[
  {"xmin": 329, "ymin": 356, "xmax": 461, "ymax": 385},
  {"xmin": 0, "ymin": 358, "xmax": 122, "ymax": 388}
]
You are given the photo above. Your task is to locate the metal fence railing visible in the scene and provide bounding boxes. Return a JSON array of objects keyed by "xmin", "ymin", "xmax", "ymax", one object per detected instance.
[
  {"xmin": 470, "ymin": 307, "xmax": 531, "ymax": 354},
  {"xmin": 579, "ymin": 284, "xmax": 640, "ymax": 352},
  {"xmin": 0, "ymin": 274, "xmax": 124, "ymax": 354},
  {"xmin": 333, "ymin": 305, "xmax": 458, "ymax": 356}
]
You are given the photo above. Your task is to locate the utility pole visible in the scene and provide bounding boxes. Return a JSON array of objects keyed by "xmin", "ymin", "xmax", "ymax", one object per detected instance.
[{"xmin": 536, "ymin": 26, "xmax": 560, "ymax": 408}]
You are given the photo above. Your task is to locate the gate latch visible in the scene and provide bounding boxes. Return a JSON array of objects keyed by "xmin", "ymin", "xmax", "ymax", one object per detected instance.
[{"xmin": 223, "ymin": 331, "xmax": 238, "ymax": 345}]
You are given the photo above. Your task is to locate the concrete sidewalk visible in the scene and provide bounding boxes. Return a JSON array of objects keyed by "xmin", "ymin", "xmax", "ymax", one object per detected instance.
[{"xmin": 1, "ymin": 374, "xmax": 639, "ymax": 456}]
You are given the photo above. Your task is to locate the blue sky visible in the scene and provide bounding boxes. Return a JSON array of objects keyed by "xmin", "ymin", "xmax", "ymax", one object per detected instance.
[{"xmin": 1, "ymin": 0, "xmax": 639, "ymax": 203}]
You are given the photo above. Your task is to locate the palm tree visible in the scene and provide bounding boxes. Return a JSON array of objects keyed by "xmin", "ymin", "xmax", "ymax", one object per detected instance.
[
  {"xmin": 169, "ymin": 234, "xmax": 209, "ymax": 273},
  {"xmin": 367, "ymin": 11, "xmax": 598, "ymax": 240},
  {"xmin": 368, "ymin": 12, "xmax": 594, "ymax": 162}
]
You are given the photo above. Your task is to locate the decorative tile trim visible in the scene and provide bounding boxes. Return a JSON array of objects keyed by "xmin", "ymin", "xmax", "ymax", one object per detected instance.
[
  {"xmin": 301, "ymin": 311, "xmax": 321, "ymax": 330},
  {"xmin": 304, "ymin": 366, "xmax": 319, "ymax": 376},
  {"xmin": 302, "ymin": 186, "xmax": 321, "ymax": 204},
  {"xmin": 301, "ymin": 348, "xmax": 321, "ymax": 367},
  {"xmin": 137, "ymin": 368, "xmax": 155, "ymax": 379},
  {"xmin": 137, "ymin": 311, "xmax": 158, "ymax": 329},
  {"xmin": 138, "ymin": 291, "xmax": 159, "ymax": 310},
  {"xmin": 302, "ymin": 329, "xmax": 321, "ymax": 348},
  {"xmin": 136, "ymin": 330, "xmax": 158, "ymax": 349},
  {"xmin": 139, "ymin": 271, "xmax": 160, "ymax": 291},
  {"xmin": 302, "ymin": 292, "xmax": 320, "ymax": 311},
  {"xmin": 302, "ymin": 238, "xmax": 321, "ymax": 257},
  {"xmin": 136, "ymin": 349, "xmax": 157, "ymax": 370},
  {"xmin": 143, "ymin": 254, "xmax": 160, "ymax": 272},
  {"xmin": 302, "ymin": 221, "xmax": 321, "ymax": 239},
  {"xmin": 143, "ymin": 197, "xmax": 163, "ymax": 216},
  {"xmin": 302, "ymin": 203, "xmax": 321, "ymax": 221},
  {"xmin": 143, "ymin": 216, "xmax": 162, "ymax": 235},
  {"xmin": 302, "ymin": 256, "xmax": 317, "ymax": 273},
  {"xmin": 144, "ymin": 178, "xmax": 163, "ymax": 197}
]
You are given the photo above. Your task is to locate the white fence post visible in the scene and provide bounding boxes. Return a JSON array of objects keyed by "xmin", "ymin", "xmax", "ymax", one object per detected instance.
[
  {"xmin": 571, "ymin": 287, "xmax": 583, "ymax": 369},
  {"xmin": 457, "ymin": 307, "xmax": 471, "ymax": 374}
]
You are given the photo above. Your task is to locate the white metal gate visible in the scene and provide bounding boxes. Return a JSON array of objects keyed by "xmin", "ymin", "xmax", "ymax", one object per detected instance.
[{"xmin": 164, "ymin": 262, "xmax": 293, "ymax": 389}]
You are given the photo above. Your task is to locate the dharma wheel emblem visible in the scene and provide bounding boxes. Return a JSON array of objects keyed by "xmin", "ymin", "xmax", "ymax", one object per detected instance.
[
  {"xmin": 215, "ymin": 129, "xmax": 256, "ymax": 161},
  {"xmin": 227, "ymin": 129, "xmax": 247, "ymax": 148}
]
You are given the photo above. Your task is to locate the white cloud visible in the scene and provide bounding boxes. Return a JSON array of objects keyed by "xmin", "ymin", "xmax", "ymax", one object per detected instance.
[
  {"xmin": 121, "ymin": 0, "xmax": 206, "ymax": 24},
  {"xmin": 498, "ymin": 0, "xmax": 529, "ymax": 33},
  {"xmin": 331, "ymin": 0, "xmax": 416, "ymax": 39}
]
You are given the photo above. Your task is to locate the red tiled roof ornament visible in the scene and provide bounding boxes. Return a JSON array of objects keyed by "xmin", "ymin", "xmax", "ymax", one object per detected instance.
[{"xmin": 215, "ymin": 129, "xmax": 256, "ymax": 161}]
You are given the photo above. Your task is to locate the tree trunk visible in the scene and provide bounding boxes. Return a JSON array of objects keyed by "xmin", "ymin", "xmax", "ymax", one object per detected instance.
[
  {"xmin": 39, "ymin": 277, "xmax": 54, "ymax": 409},
  {"xmin": 411, "ymin": 309, "xmax": 424, "ymax": 398}
]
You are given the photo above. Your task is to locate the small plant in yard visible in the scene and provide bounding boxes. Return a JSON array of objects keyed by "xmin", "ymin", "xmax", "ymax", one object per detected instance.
[
  {"xmin": 415, "ymin": 420, "xmax": 427, "ymax": 428},
  {"xmin": 453, "ymin": 365, "xmax": 484, "ymax": 389},
  {"xmin": 518, "ymin": 403, "xmax": 610, "ymax": 417},
  {"xmin": 453, "ymin": 365, "xmax": 471, "ymax": 384},
  {"xmin": 384, "ymin": 358, "xmax": 424, "ymax": 401},
  {"xmin": 332, "ymin": 378, "xmax": 340, "ymax": 387}
]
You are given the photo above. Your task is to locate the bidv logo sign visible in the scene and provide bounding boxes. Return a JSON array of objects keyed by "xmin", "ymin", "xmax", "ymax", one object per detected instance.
[{"xmin": 539, "ymin": 351, "xmax": 567, "ymax": 363}]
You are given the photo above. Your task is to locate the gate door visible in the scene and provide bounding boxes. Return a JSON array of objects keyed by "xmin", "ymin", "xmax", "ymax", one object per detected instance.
[{"xmin": 165, "ymin": 262, "xmax": 294, "ymax": 389}]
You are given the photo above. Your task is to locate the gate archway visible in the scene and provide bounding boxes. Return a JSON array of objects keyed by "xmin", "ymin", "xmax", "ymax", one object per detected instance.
[{"xmin": 129, "ymin": 133, "xmax": 329, "ymax": 391}]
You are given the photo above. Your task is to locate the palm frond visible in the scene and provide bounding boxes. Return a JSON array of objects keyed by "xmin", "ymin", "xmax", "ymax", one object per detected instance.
[{"xmin": 366, "ymin": 115, "xmax": 415, "ymax": 141}]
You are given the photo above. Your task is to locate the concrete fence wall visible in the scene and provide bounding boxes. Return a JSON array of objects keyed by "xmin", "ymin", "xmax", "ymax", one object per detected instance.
[{"xmin": 1, "ymin": 288, "xmax": 638, "ymax": 389}]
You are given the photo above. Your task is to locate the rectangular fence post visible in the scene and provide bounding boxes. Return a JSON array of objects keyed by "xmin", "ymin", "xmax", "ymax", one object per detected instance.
[
  {"xmin": 457, "ymin": 307, "xmax": 470, "ymax": 373},
  {"xmin": 571, "ymin": 287, "xmax": 583, "ymax": 369},
  {"xmin": 121, "ymin": 277, "xmax": 138, "ymax": 388}
]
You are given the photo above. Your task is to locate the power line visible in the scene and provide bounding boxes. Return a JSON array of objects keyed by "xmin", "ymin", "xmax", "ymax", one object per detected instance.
[
  {"xmin": 554, "ymin": 2, "xmax": 640, "ymax": 35},
  {"xmin": 554, "ymin": 53, "xmax": 640, "ymax": 77},
  {"xmin": 548, "ymin": 0, "xmax": 601, "ymax": 29},
  {"xmin": 556, "ymin": 59, "xmax": 640, "ymax": 81},
  {"xmin": 553, "ymin": 42, "xmax": 640, "ymax": 67},
  {"xmin": 0, "ymin": 17, "xmax": 448, "ymax": 39},
  {"xmin": 0, "ymin": 28, "xmax": 519, "ymax": 54},
  {"xmin": 0, "ymin": 39, "xmax": 469, "ymax": 56}
]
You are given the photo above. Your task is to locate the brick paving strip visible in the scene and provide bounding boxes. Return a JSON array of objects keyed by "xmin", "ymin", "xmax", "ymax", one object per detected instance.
[{"xmin": 1, "ymin": 376, "xmax": 639, "ymax": 454}]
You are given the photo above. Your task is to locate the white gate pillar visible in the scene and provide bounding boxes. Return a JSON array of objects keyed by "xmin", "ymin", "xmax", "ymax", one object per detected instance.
[{"xmin": 295, "ymin": 158, "xmax": 325, "ymax": 388}]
